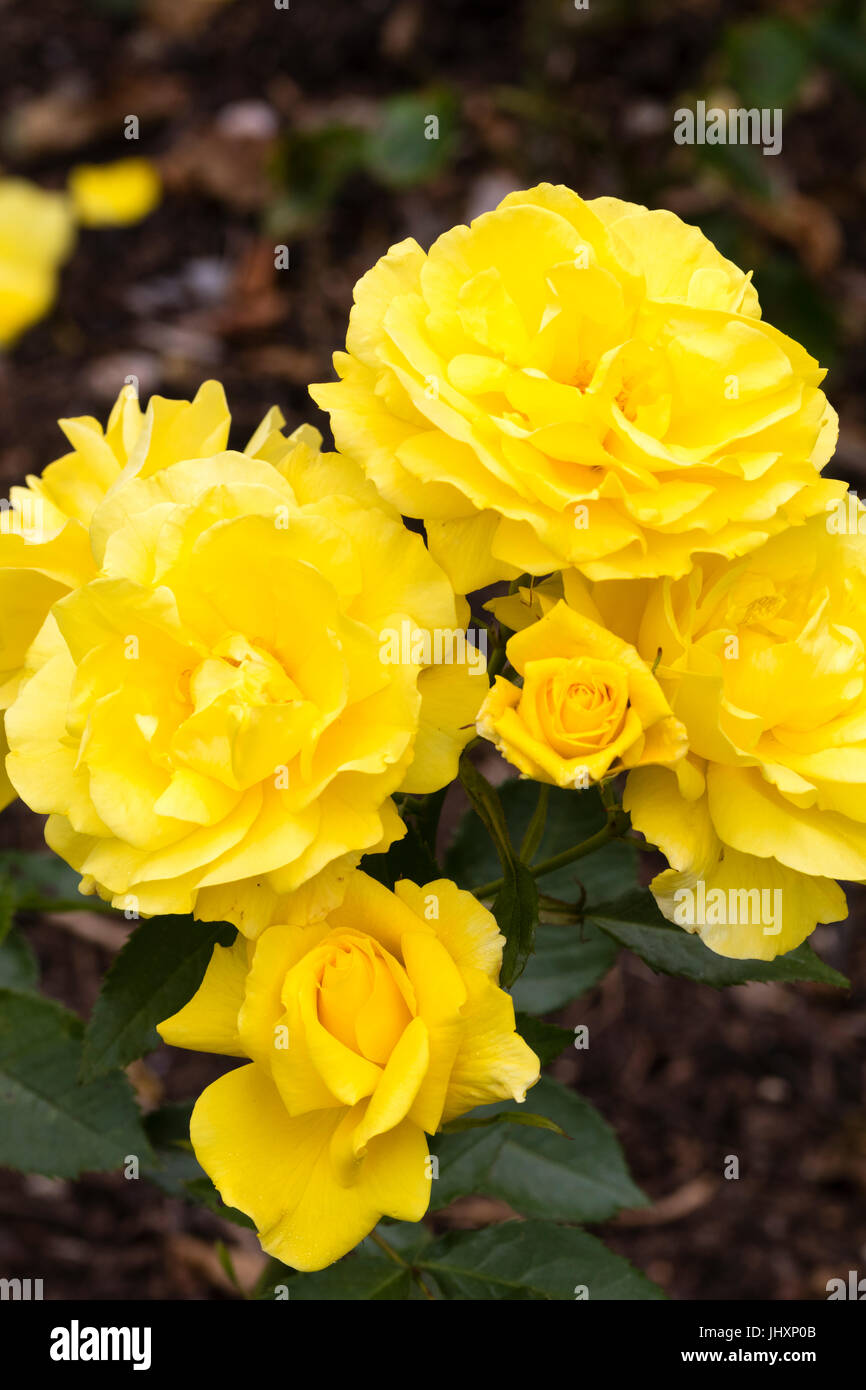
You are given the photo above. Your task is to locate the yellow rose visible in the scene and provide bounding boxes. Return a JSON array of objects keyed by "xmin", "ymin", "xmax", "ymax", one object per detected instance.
[
  {"xmin": 477, "ymin": 599, "xmax": 686, "ymax": 787},
  {"xmin": 5, "ymin": 387, "xmax": 482, "ymax": 922},
  {"xmin": 311, "ymin": 184, "xmax": 843, "ymax": 593},
  {"xmin": 68, "ymin": 158, "xmax": 161, "ymax": 228},
  {"xmin": 614, "ymin": 514, "xmax": 865, "ymax": 957},
  {"xmin": 158, "ymin": 871, "xmax": 539, "ymax": 1270},
  {"xmin": 0, "ymin": 383, "xmax": 230, "ymax": 810},
  {"xmin": 0, "ymin": 178, "xmax": 75, "ymax": 347}
]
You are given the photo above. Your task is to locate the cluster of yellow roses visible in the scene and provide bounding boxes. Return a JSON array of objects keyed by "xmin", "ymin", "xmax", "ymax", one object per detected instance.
[
  {"xmin": 2, "ymin": 183, "xmax": 860, "ymax": 1267},
  {"xmin": 0, "ymin": 379, "xmax": 534, "ymax": 1267}
]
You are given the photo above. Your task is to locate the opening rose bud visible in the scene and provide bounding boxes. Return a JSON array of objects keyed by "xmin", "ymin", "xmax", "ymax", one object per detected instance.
[{"xmin": 476, "ymin": 598, "xmax": 686, "ymax": 787}]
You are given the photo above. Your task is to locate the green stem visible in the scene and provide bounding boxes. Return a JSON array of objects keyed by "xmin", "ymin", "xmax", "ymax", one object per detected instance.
[
  {"xmin": 369, "ymin": 1230, "xmax": 405, "ymax": 1265},
  {"xmin": 370, "ymin": 1230, "xmax": 435, "ymax": 1301},
  {"xmin": 487, "ymin": 642, "xmax": 507, "ymax": 680},
  {"xmin": 472, "ymin": 808, "xmax": 629, "ymax": 900}
]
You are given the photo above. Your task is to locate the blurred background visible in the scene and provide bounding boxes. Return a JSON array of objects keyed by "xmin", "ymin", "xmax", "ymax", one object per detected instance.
[{"xmin": 0, "ymin": 0, "xmax": 865, "ymax": 1300}]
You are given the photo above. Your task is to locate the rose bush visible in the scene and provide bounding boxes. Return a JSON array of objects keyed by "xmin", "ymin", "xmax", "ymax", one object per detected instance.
[{"xmin": 1, "ymin": 183, "xmax": 859, "ymax": 1300}]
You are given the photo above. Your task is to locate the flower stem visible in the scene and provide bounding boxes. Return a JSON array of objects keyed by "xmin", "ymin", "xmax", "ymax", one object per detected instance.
[
  {"xmin": 471, "ymin": 808, "xmax": 630, "ymax": 900},
  {"xmin": 486, "ymin": 641, "xmax": 507, "ymax": 680},
  {"xmin": 370, "ymin": 1229, "xmax": 436, "ymax": 1300},
  {"xmin": 369, "ymin": 1230, "xmax": 405, "ymax": 1265}
]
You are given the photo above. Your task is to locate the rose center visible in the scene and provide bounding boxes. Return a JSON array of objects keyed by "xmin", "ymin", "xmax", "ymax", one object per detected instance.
[{"xmin": 316, "ymin": 937, "xmax": 412, "ymax": 1065}]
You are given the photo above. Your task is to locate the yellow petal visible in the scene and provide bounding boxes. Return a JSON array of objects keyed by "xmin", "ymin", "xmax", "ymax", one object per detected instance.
[
  {"xmin": 442, "ymin": 967, "xmax": 539, "ymax": 1122},
  {"xmin": 157, "ymin": 934, "xmax": 250, "ymax": 1055},
  {"xmin": 191, "ymin": 1064, "xmax": 429, "ymax": 1271},
  {"xmin": 69, "ymin": 159, "xmax": 161, "ymax": 227},
  {"xmin": 351, "ymin": 1016, "xmax": 430, "ymax": 1152}
]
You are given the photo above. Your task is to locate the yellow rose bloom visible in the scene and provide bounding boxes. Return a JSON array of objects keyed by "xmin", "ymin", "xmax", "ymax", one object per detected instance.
[
  {"xmin": 0, "ymin": 383, "xmax": 229, "ymax": 810},
  {"xmin": 68, "ymin": 158, "xmax": 161, "ymax": 228},
  {"xmin": 477, "ymin": 599, "xmax": 686, "ymax": 787},
  {"xmin": 311, "ymin": 184, "xmax": 843, "ymax": 593},
  {"xmin": 5, "ymin": 386, "xmax": 482, "ymax": 920},
  {"xmin": 0, "ymin": 178, "xmax": 75, "ymax": 347},
  {"xmin": 158, "ymin": 871, "xmax": 539, "ymax": 1270},
  {"xmin": 614, "ymin": 514, "xmax": 866, "ymax": 957}
]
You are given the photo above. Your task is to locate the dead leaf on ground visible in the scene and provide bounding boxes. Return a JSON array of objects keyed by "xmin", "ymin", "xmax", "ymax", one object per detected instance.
[{"xmin": 4, "ymin": 73, "xmax": 189, "ymax": 159}]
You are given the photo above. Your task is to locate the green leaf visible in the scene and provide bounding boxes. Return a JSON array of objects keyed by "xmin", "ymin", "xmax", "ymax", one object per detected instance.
[
  {"xmin": 751, "ymin": 254, "xmax": 838, "ymax": 368},
  {"xmin": 458, "ymin": 755, "xmax": 538, "ymax": 984},
  {"xmin": 365, "ymin": 1220, "xmax": 433, "ymax": 1262},
  {"xmin": 725, "ymin": 17, "xmax": 810, "ymax": 109},
  {"xmin": 0, "ymin": 988, "xmax": 150, "ymax": 1178},
  {"xmin": 268, "ymin": 1254, "xmax": 412, "ymax": 1301},
  {"xmin": 258, "ymin": 1223, "xmax": 434, "ymax": 1300},
  {"xmin": 81, "ymin": 916, "xmax": 236, "ymax": 1081},
  {"xmin": 0, "ymin": 850, "xmax": 87, "ymax": 938},
  {"xmin": 0, "ymin": 877, "xmax": 17, "ymax": 945},
  {"xmin": 363, "ymin": 89, "xmax": 457, "ymax": 189},
  {"xmin": 260, "ymin": 1218, "xmax": 664, "ymax": 1301},
  {"xmin": 811, "ymin": 14, "xmax": 866, "ymax": 100},
  {"xmin": 141, "ymin": 1101, "xmax": 203, "ymax": 1196},
  {"xmin": 694, "ymin": 139, "xmax": 772, "ymax": 200},
  {"xmin": 215, "ymin": 1240, "xmax": 241, "ymax": 1290},
  {"xmin": 0, "ymin": 930, "xmax": 40, "ymax": 992},
  {"xmin": 183, "ymin": 1176, "xmax": 256, "ymax": 1230},
  {"xmin": 442, "ymin": 1110, "xmax": 567, "ymax": 1137},
  {"xmin": 140, "ymin": 1102, "xmax": 255, "ymax": 1228},
  {"xmin": 430, "ymin": 1076, "xmax": 647, "ymax": 1222},
  {"xmin": 0, "ymin": 850, "xmax": 83, "ymax": 906},
  {"xmin": 492, "ymin": 864, "xmax": 538, "ymax": 987},
  {"xmin": 457, "ymin": 754, "xmax": 520, "ymax": 873},
  {"xmin": 414, "ymin": 1221, "xmax": 665, "ymax": 1300},
  {"xmin": 266, "ymin": 125, "xmax": 367, "ymax": 235},
  {"xmin": 515, "ymin": 1011, "xmax": 574, "ymax": 1065},
  {"xmin": 362, "ymin": 819, "xmax": 440, "ymax": 890},
  {"xmin": 589, "ymin": 890, "xmax": 849, "ymax": 989},
  {"xmin": 511, "ymin": 921, "xmax": 618, "ymax": 1014}
]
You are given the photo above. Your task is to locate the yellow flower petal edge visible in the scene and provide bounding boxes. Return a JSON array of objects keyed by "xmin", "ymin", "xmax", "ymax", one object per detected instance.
[
  {"xmin": 311, "ymin": 183, "xmax": 844, "ymax": 593},
  {"xmin": 613, "ymin": 512, "xmax": 866, "ymax": 956},
  {"xmin": 157, "ymin": 870, "xmax": 540, "ymax": 1270},
  {"xmin": 476, "ymin": 598, "xmax": 687, "ymax": 787},
  {"xmin": 625, "ymin": 765, "xmax": 847, "ymax": 960},
  {"xmin": 4, "ymin": 384, "xmax": 487, "ymax": 920}
]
